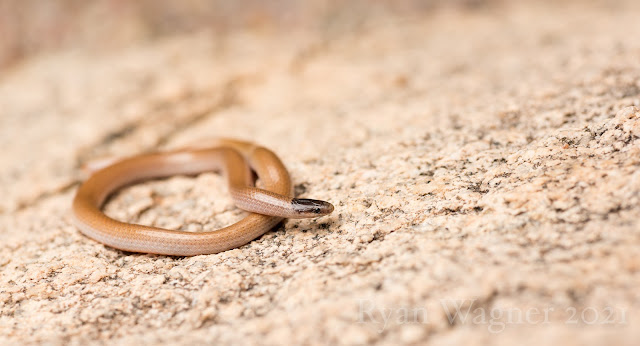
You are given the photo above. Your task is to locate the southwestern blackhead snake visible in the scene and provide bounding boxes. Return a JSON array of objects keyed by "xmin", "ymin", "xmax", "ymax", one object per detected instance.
[{"xmin": 72, "ymin": 139, "xmax": 334, "ymax": 256}]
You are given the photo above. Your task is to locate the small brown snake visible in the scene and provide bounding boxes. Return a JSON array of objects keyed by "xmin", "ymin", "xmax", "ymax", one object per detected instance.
[{"xmin": 72, "ymin": 139, "xmax": 334, "ymax": 256}]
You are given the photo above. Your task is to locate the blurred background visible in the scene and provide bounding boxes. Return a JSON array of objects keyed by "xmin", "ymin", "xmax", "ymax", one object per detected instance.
[{"xmin": 0, "ymin": 0, "xmax": 617, "ymax": 72}]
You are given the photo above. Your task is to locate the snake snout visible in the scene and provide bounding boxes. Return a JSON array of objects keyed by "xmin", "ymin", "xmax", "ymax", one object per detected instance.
[{"xmin": 291, "ymin": 198, "xmax": 334, "ymax": 218}]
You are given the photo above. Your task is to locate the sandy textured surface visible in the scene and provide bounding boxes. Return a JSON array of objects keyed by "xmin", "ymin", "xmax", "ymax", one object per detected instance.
[{"xmin": 1, "ymin": 2, "xmax": 640, "ymax": 345}]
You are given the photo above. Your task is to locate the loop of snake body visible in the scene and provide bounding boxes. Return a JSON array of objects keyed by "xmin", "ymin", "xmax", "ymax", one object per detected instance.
[{"xmin": 72, "ymin": 139, "xmax": 334, "ymax": 256}]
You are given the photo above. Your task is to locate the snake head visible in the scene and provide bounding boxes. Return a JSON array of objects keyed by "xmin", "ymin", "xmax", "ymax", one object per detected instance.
[{"xmin": 291, "ymin": 198, "xmax": 334, "ymax": 218}]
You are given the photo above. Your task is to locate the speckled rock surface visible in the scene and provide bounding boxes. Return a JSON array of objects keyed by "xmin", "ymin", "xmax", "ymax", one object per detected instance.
[{"xmin": 1, "ymin": 2, "xmax": 640, "ymax": 345}]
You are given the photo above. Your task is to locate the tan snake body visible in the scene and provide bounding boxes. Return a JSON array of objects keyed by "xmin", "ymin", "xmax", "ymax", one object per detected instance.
[{"xmin": 72, "ymin": 139, "xmax": 333, "ymax": 256}]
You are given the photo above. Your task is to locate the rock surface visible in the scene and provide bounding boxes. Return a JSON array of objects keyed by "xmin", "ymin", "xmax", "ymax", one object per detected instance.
[{"xmin": 1, "ymin": 2, "xmax": 640, "ymax": 345}]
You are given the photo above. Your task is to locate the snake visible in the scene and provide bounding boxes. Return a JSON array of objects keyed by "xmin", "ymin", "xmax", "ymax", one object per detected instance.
[{"xmin": 71, "ymin": 139, "xmax": 334, "ymax": 256}]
